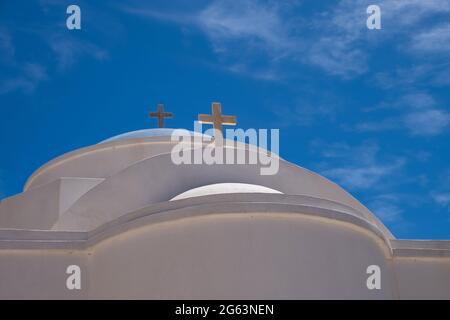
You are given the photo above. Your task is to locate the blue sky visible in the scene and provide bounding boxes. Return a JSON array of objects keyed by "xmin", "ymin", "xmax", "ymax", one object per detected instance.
[{"xmin": 1, "ymin": 0, "xmax": 450, "ymax": 239}]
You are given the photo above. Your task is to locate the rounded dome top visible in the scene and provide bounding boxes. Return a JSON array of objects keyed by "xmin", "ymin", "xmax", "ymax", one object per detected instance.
[
  {"xmin": 99, "ymin": 128, "xmax": 192, "ymax": 144},
  {"xmin": 26, "ymin": 128, "xmax": 211, "ymax": 191},
  {"xmin": 23, "ymin": 127, "xmax": 393, "ymax": 240},
  {"xmin": 170, "ymin": 183, "xmax": 283, "ymax": 201}
]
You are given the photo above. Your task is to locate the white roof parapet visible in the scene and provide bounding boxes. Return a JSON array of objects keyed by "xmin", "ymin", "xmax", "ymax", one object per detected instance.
[{"xmin": 0, "ymin": 193, "xmax": 392, "ymax": 251}]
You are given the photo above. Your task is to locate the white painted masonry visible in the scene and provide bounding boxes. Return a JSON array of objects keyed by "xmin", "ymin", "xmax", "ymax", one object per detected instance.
[{"xmin": 0, "ymin": 129, "xmax": 449, "ymax": 299}]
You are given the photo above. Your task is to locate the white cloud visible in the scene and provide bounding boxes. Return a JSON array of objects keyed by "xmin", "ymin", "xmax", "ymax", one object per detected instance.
[
  {"xmin": 311, "ymin": 140, "xmax": 405, "ymax": 190},
  {"xmin": 323, "ymin": 163, "xmax": 402, "ymax": 189},
  {"xmin": 397, "ymin": 92, "xmax": 436, "ymax": 109},
  {"xmin": 404, "ymin": 109, "xmax": 450, "ymax": 136},
  {"xmin": 355, "ymin": 92, "xmax": 450, "ymax": 136},
  {"xmin": 0, "ymin": 27, "xmax": 38, "ymax": 95},
  {"xmin": 364, "ymin": 192, "xmax": 424, "ymax": 230},
  {"xmin": 306, "ymin": 0, "xmax": 450, "ymax": 77},
  {"xmin": 0, "ymin": 27, "xmax": 15, "ymax": 64},
  {"xmin": 432, "ymin": 193, "xmax": 450, "ymax": 206},
  {"xmin": 380, "ymin": 0, "xmax": 450, "ymax": 25},
  {"xmin": 355, "ymin": 118, "xmax": 397, "ymax": 132},
  {"xmin": 0, "ymin": 8, "xmax": 110, "ymax": 95},
  {"xmin": 308, "ymin": 38, "xmax": 368, "ymax": 78},
  {"xmin": 197, "ymin": 1, "xmax": 293, "ymax": 55},
  {"xmin": 373, "ymin": 64, "xmax": 433, "ymax": 89},
  {"xmin": 329, "ymin": 0, "xmax": 450, "ymax": 33},
  {"xmin": 224, "ymin": 63, "xmax": 280, "ymax": 81},
  {"xmin": 368, "ymin": 199, "xmax": 403, "ymax": 223},
  {"xmin": 193, "ymin": 0, "xmax": 371, "ymax": 78},
  {"xmin": 23, "ymin": 63, "xmax": 48, "ymax": 82},
  {"xmin": 356, "ymin": 109, "xmax": 450, "ymax": 136},
  {"xmin": 49, "ymin": 36, "xmax": 109, "ymax": 70},
  {"xmin": 361, "ymin": 92, "xmax": 436, "ymax": 112},
  {"xmin": 319, "ymin": 140, "xmax": 379, "ymax": 163},
  {"xmin": 0, "ymin": 63, "xmax": 48, "ymax": 95},
  {"xmin": 409, "ymin": 23, "xmax": 450, "ymax": 55},
  {"xmin": 122, "ymin": 5, "xmax": 194, "ymax": 25},
  {"xmin": 123, "ymin": 0, "xmax": 450, "ymax": 80},
  {"xmin": 124, "ymin": 0, "xmax": 296, "ymax": 80},
  {"xmin": 273, "ymin": 101, "xmax": 336, "ymax": 127}
]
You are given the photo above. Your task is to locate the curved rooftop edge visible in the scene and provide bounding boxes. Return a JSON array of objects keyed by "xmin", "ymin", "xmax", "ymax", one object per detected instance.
[
  {"xmin": 0, "ymin": 193, "xmax": 449, "ymax": 258},
  {"xmin": 18, "ymin": 135, "xmax": 394, "ymax": 239},
  {"xmin": 23, "ymin": 129, "xmax": 273, "ymax": 191},
  {"xmin": 99, "ymin": 128, "xmax": 207, "ymax": 144},
  {"xmin": 24, "ymin": 132, "xmax": 209, "ymax": 191}
]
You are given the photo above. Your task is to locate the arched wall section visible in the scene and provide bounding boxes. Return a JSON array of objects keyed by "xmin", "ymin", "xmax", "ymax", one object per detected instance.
[
  {"xmin": 54, "ymin": 150, "xmax": 387, "ymax": 234},
  {"xmin": 86, "ymin": 213, "xmax": 396, "ymax": 299}
]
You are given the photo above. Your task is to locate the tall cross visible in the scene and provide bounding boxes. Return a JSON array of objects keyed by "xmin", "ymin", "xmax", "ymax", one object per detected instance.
[
  {"xmin": 149, "ymin": 104, "xmax": 173, "ymax": 128},
  {"xmin": 198, "ymin": 102, "xmax": 237, "ymax": 138}
]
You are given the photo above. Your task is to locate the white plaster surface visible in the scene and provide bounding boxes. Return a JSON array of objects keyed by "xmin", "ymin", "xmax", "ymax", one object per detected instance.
[{"xmin": 0, "ymin": 130, "xmax": 449, "ymax": 299}]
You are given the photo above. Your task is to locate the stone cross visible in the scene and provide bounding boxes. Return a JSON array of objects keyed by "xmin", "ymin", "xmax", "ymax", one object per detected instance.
[
  {"xmin": 149, "ymin": 104, "xmax": 173, "ymax": 128},
  {"xmin": 198, "ymin": 102, "xmax": 237, "ymax": 138}
]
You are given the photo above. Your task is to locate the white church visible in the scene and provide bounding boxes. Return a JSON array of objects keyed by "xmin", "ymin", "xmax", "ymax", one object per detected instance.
[{"xmin": 0, "ymin": 104, "xmax": 449, "ymax": 299}]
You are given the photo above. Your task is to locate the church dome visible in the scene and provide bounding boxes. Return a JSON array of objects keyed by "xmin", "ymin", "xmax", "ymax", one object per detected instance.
[
  {"xmin": 21, "ymin": 126, "xmax": 393, "ymax": 242},
  {"xmin": 99, "ymin": 128, "xmax": 206, "ymax": 144},
  {"xmin": 25, "ymin": 128, "xmax": 211, "ymax": 191}
]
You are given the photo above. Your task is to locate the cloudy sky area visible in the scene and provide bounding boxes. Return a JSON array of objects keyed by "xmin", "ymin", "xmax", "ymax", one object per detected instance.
[{"xmin": 0, "ymin": 0, "xmax": 450, "ymax": 239}]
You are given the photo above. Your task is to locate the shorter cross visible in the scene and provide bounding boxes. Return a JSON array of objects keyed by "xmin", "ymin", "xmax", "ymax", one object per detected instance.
[
  {"xmin": 198, "ymin": 102, "xmax": 237, "ymax": 139},
  {"xmin": 149, "ymin": 104, "xmax": 173, "ymax": 128}
]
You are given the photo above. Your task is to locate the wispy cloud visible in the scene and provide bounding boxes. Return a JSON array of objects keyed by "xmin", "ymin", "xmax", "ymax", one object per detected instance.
[
  {"xmin": 404, "ymin": 109, "xmax": 450, "ymax": 136},
  {"xmin": 124, "ymin": 0, "xmax": 297, "ymax": 80},
  {"xmin": 430, "ymin": 170, "xmax": 450, "ymax": 213},
  {"xmin": 0, "ymin": 25, "xmax": 50, "ymax": 95},
  {"xmin": 396, "ymin": 92, "xmax": 436, "ymax": 109},
  {"xmin": 126, "ymin": 0, "xmax": 295, "ymax": 54},
  {"xmin": 272, "ymin": 101, "xmax": 336, "ymax": 127},
  {"xmin": 431, "ymin": 191, "xmax": 450, "ymax": 214},
  {"xmin": 307, "ymin": 38, "xmax": 368, "ymax": 78},
  {"xmin": 199, "ymin": 1, "xmax": 293, "ymax": 54},
  {"xmin": 373, "ymin": 64, "xmax": 434, "ymax": 90},
  {"xmin": 309, "ymin": 0, "xmax": 450, "ymax": 77},
  {"xmin": 354, "ymin": 118, "xmax": 397, "ymax": 132},
  {"xmin": 355, "ymin": 92, "xmax": 450, "ymax": 136},
  {"xmin": 432, "ymin": 192, "xmax": 450, "ymax": 207},
  {"xmin": 322, "ymin": 160, "xmax": 404, "ymax": 190},
  {"xmin": 310, "ymin": 139, "xmax": 426, "ymax": 228},
  {"xmin": 0, "ymin": 4, "xmax": 110, "ymax": 95},
  {"xmin": 0, "ymin": 27, "xmax": 48, "ymax": 95},
  {"xmin": 311, "ymin": 140, "xmax": 405, "ymax": 190},
  {"xmin": 123, "ymin": 1, "xmax": 299, "ymax": 80},
  {"xmin": 223, "ymin": 63, "xmax": 281, "ymax": 81},
  {"xmin": 409, "ymin": 23, "xmax": 450, "ymax": 55},
  {"xmin": 123, "ymin": 0, "xmax": 450, "ymax": 81},
  {"xmin": 0, "ymin": 27, "xmax": 15, "ymax": 64},
  {"xmin": 0, "ymin": 63, "xmax": 48, "ymax": 95},
  {"xmin": 48, "ymin": 35, "xmax": 109, "ymax": 70},
  {"xmin": 365, "ymin": 193, "xmax": 419, "ymax": 231},
  {"xmin": 355, "ymin": 109, "xmax": 450, "ymax": 136},
  {"xmin": 368, "ymin": 197, "xmax": 403, "ymax": 223}
]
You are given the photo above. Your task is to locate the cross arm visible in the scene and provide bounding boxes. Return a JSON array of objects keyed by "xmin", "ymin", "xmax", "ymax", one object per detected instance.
[
  {"xmin": 221, "ymin": 115, "xmax": 237, "ymax": 125},
  {"xmin": 198, "ymin": 114, "xmax": 214, "ymax": 123}
]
